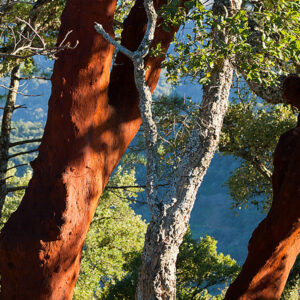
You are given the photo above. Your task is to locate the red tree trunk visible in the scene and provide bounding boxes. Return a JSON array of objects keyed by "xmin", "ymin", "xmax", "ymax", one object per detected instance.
[
  {"xmin": 0, "ymin": 0, "xmax": 180, "ymax": 299},
  {"xmin": 225, "ymin": 76, "xmax": 300, "ymax": 299}
]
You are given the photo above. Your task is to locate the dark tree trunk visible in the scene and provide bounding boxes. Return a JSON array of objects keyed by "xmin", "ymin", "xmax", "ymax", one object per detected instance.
[
  {"xmin": 0, "ymin": 65, "xmax": 20, "ymax": 217},
  {"xmin": 0, "ymin": 0, "xmax": 180, "ymax": 299},
  {"xmin": 225, "ymin": 76, "xmax": 300, "ymax": 299}
]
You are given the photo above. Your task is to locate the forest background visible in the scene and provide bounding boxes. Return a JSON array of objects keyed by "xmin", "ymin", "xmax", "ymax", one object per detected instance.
[{"xmin": 0, "ymin": 0, "xmax": 299, "ymax": 299}]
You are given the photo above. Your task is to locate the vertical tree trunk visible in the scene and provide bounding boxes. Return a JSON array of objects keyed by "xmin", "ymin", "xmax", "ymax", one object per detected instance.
[
  {"xmin": 136, "ymin": 59, "xmax": 234, "ymax": 300},
  {"xmin": 0, "ymin": 65, "xmax": 20, "ymax": 217},
  {"xmin": 136, "ymin": 1, "xmax": 242, "ymax": 299},
  {"xmin": 225, "ymin": 76, "xmax": 300, "ymax": 299},
  {"xmin": 0, "ymin": 0, "xmax": 181, "ymax": 299}
]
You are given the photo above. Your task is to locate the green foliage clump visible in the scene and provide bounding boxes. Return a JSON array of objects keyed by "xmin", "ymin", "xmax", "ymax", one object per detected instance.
[
  {"xmin": 97, "ymin": 229, "xmax": 240, "ymax": 299},
  {"xmin": 73, "ymin": 165, "xmax": 146, "ymax": 299},
  {"xmin": 9, "ymin": 121, "xmax": 44, "ymax": 170},
  {"xmin": 114, "ymin": 0, "xmax": 136, "ymax": 38},
  {"xmin": 161, "ymin": 0, "xmax": 300, "ymax": 86},
  {"xmin": 176, "ymin": 229, "xmax": 240, "ymax": 299},
  {"xmin": 220, "ymin": 86, "xmax": 297, "ymax": 212}
]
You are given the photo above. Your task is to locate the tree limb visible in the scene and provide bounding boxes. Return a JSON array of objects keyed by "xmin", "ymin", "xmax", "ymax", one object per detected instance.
[
  {"xmin": 8, "ymin": 148, "xmax": 38, "ymax": 159},
  {"xmin": 0, "ymin": 84, "xmax": 41, "ymax": 97},
  {"xmin": 17, "ymin": 76, "xmax": 50, "ymax": 81},
  {"xmin": 6, "ymin": 185, "xmax": 27, "ymax": 193},
  {"xmin": 235, "ymin": 2, "xmax": 294, "ymax": 105},
  {"xmin": 241, "ymin": 72, "xmax": 286, "ymax": 104},
  {"xmin": 0, "ymin": 176, "xmax": 12, "ymax": 183},
  {"xmin": 219, "ymin": 146, "xmax": 272, "ymax": 182},
  {"xmin": 105, "ymin": 183, "xmax": 169, "ymax": 190},
  {"xmin": 9, "ymin": 138, "xmax": 42, "ymax": 147},
  {"xmin": 95, "ymin": 0, "xmax": 159, "ymax": 213},
  {"xmin": 6, "ymin": 163, "xmax": 28, "ymax": 171},
  {"xmin": 0, "ymin": 0, "xmax": 76, "ymax": 61}
]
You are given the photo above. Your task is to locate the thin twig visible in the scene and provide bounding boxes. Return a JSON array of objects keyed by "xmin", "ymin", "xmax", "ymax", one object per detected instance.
[{"xmin": 13, "ymin": 104, "xmax": 27, "ymax": 110}]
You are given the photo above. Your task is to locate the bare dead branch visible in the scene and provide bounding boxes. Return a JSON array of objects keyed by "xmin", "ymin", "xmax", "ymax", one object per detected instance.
[
  {"xmin": 13, "ymin": 104, "xmax": 27, "ymax": 110},
  {"xmin": 0, "ymin": 22, "xmax": 79, "ymax": 60},
  {"xmin": 9, "ymin": 138, "xmax": 41, "ymax": 147},
  {"xmin": 8, "ymin": 147, "xmax": 38, "ymax": 159},
  {"xmin": 17, "ymin": 76, "xmax": 50, "ymax": 81},
  {"xmin": 106, "ymin": 183, "xmax": 169, "ymax": 190},
  {"xmin": 0, "ymin": 84, "xmax": 42, "ymax": 96},
  {"xmin": 6, "ymin": 185, "xmax": 27, "ymax": 193},
  {"xmin": 0, "ymin": 175, "xmax": 12, "ymax": 183},
  {"xmin": 7, "ymin": 163, "xmax": 28, "ymax": 171}
]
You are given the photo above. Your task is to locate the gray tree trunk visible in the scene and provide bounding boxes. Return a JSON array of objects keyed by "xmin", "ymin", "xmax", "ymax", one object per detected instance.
[
  {"xmin": 136, "ymin": 0, "xmax": 242, "ymax": 298},
  {"xmin": 136, "ymin": 56, "xmax": 234, "ymax": 300},
  {"xmin": 0, "ymin": 65, "xmax": 20, "ymax": 217}
]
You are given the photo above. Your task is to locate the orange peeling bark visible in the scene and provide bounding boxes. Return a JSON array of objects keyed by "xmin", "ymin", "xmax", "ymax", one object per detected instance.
[
  {"xmin": 225, "ymin": 76, "xmax": 300, "ymax": 300},
  {"xmin": 0, "ymin": 0, "xmax": 181, "ymax": 299}
]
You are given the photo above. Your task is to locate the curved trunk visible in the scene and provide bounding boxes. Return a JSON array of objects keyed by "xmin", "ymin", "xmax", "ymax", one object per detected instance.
[
  {"xmin": 0, "ymin": 0, "xmax": 180, "ymax": 299},
  {"xmin": 225, "ymin": 76, "xmax": 300, "ymax": 299}
]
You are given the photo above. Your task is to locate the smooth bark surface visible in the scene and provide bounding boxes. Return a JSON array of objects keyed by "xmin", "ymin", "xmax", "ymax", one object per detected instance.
[
  {"xmin": 0, "ymin": 0, "xmax": 180, "ymax": 299},
  {"xmin": 225, "ymin": 76, "xmax": 300, "ymax": 299}
]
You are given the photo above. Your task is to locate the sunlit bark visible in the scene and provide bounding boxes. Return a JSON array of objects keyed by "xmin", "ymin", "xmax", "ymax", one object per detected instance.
[
  {"xmin": 0, "ymin": 0, "xmax": 180, "ymax": 298},
  {"xmin": 225, "ymin": 76, "xmax": 300, "ymax": 299}
]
